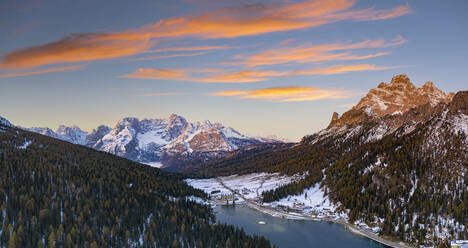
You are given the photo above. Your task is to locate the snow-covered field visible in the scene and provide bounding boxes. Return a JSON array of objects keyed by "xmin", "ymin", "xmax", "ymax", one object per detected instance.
[
  {"xmin": 264, "ymin": 183, "xmax": 336, "ymax": 213},
  {"xmin": 142, "ymin": 162, "xmax": 163, "ymax": 168},
  {"xmin": 185, "ymin": 172, "xmax": 305, "ymax": 203}
]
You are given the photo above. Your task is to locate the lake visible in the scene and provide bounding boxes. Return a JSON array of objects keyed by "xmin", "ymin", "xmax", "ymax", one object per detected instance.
[{"xmin": 215, "ymin": 205, "xmax": 388, "ymax": 248}]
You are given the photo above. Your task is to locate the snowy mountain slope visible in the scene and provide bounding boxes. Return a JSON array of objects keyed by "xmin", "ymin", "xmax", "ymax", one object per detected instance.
[
  {"xmin": 0, "ymin": 116, "xmax": 12, "ymax": 127},
  {"xmin": 17, "ymin": 114, "xmax": 283, "ymax": 168}
]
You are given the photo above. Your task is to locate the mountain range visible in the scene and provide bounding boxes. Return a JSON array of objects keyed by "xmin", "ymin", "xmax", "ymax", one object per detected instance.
[
  {"xmin": 14, "ymin": 114, "xmax": 284, "ymax": 168},
  {"xmin": 190, "ymin": 74, "xmax": 467, "ymax": 247},
  {"xmin": 1, "ymin": 73, "xmax": 466, "ymax": 246}
]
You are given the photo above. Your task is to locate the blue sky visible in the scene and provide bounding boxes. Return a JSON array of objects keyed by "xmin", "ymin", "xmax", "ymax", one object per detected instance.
[{"xmin": 1, "ymin": 0, "xmax": 467, "ymax": 141}]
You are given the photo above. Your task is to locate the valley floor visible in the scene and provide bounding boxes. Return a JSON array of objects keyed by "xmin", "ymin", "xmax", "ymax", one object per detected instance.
[{"xmin": 186, "ymin": 173, "xmax": 413, "ymax": 248}]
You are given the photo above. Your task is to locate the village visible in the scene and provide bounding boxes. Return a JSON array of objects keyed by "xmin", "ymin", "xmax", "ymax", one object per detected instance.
[{"xmin": 186, "ymin": 173, "xmax": 383, "ymax": 237}]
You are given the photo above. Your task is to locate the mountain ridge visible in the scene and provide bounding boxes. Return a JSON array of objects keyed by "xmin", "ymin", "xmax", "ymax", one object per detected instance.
[{"xmin": 4, "ymin": 114, "xmax": 284, "ymax": 168}]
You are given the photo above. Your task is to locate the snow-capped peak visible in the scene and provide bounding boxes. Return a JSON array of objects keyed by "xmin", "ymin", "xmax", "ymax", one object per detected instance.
[{"xmin": 23, "ymin": 114, "xmax": 283, "ymax": 168}]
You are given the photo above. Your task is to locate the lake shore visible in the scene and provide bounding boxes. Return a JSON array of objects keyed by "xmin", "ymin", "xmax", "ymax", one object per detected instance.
[{"xmin": 214, "ymin": 177, "xmax": 413, "ymax": 248}]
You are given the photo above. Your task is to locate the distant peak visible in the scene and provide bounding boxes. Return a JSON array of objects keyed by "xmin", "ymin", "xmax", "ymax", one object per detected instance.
[
  {"xmin": 341, "ymin": 74, "xmax": 454, "ymax": 123},
  {"xmin": 390, "ymin": 74, "xmax": 411, "ymax": 85},
  {"xmin": 328, "ymin": 112, "xmax": 340, "ymax": 127},
  {"xmin": 422, "ymin": 81, "xmax": 435, "ymax": 89},
  {"xmin": 169, "ymin": 113, "xmax": 182, "ymax": 120},
  {"xmin": 168, "ymin": 114, "xmax": 187, "ymax": 127},
  {"xmin": 117, "ymin": 117, "xmax": 139, "ymax": 127}
]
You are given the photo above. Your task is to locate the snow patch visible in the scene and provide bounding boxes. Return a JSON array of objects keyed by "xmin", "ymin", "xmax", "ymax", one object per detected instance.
[{"xmin": 17, "ymin": 140, "xmax": 32, "ymax": 149}]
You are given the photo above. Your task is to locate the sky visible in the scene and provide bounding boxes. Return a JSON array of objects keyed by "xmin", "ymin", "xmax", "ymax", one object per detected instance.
[{"xmin": 1, "ymin": 0, "xmax": 467, "ymax": 141}]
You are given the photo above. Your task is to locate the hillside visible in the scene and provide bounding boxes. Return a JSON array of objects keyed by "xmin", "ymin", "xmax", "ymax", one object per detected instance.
[
  {"xmin": 0, "ymin": 123, "xmax": 275, "ymax": 247},
  {"xmin": 187, "ymin": 75, "xmax": 468, "ymax": 247}
]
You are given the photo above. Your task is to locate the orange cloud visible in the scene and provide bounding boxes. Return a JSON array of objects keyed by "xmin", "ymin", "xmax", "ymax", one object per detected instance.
[
  {"xmin": 292, "ymin": 64, "xmax": 394, "ymax": 76},
  {"xmin": 1, "ymin": 33, "xmax": 152, "ymax": 69},
  {"xmin": 0, "ymin": 65, "xmax": 82, "ymax": 78},
  {"xmin": 199, "ymin": 64, "xmax": 393, "ymax": 83},
  {"xmin": 1, "ymin": 0, "xmax": 411, "ymax": 69},
  {"xmin": 200, "ymin": 70, "xmax": 287, "ymax": 83},
  {"xmin": 122, "ymin": 63, "xmax": 394, "ymax": 82},
  {"xmin": 122, "ymin": 0, "xmax": 410, "ymax": 39},
  {"xmin": 120, "ymin": 68, "xmax": 187, "ymax": 80},
  {"xmin": 240, "ymin": 35, "xmax": 406, "ymax": 67},
  {"xmin": 145, "ymin": 45, "xmax": 230, "ymax": 53},
  {"xmin": 133, "ymin": 52, "xmax": 208, "ymax": 61},
  {"xmin": 210, "ymin": 86, "xmax": 358, "ymax": 102}
]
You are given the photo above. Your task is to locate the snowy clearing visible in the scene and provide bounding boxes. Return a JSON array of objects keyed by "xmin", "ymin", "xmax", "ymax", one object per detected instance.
[
  {"xmin": 142, "ymin": 162, "xmax": 163, "ymax": 168},
  {"xmin": 186, "ymin": 172, "xmax": 305, "ymax": 203}
]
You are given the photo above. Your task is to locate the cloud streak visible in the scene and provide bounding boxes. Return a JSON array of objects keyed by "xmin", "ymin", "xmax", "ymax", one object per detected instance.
[
  {"xmin": 200, "ymin": 64, "xmax": 394, "ymax": 83},
  {"xmin": 121, "ymin": 63, "xmax": 394, "ymax": 83},
  {"xmin": 239, "ymin": 35, "xmax": 406, "ymax": 67},
  {"xmin": 210, "ymin": 86, "xmax": 358, "ymax": 102},
  {"xmin": 133, "ymin": 52, "xmax": 208, "ymax": 61},
  {"xmin": 291, "ymin": 64, "xmax": 395, "ymax": 76},
  {"xmin": 145, "ymin": 45, "xmax": 230, "ymax": 53},
  {"xmin": 0, "ymin": 65, "xmax": 82, "ymax": 78},
  {"xmin": 120, "ymin": 68, "xmax": 188, "ymax": 81},
  {"xmin": 1, "ymin": 0, "xmax": 411, "ymax": 69},
  {"xmin": 200, "ymin": 70, "xmax": 288, "ymax": 83}
]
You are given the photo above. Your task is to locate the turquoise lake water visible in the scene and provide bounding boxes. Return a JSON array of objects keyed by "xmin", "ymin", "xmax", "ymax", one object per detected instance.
[{"xmin": 215, "ymin": 205, "xmax": 388, "ymax": 248}]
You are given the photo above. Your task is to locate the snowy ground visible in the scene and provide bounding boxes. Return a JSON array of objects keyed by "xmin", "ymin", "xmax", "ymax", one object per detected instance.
[
  {"xmin": 142, "ymin": 162, "xmax": 163, "ymax": 168},
  {"xmin": 185, "ymin": 172, "xmax": 305, "ymax": 203},
  {"xmin": 264, "ymin": 183, "xmax": 337, "ymax": 213}
]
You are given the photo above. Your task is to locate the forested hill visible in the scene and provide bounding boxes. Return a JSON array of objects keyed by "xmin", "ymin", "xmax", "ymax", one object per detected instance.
[{"xmin": 0, "ymin": 124, "xmax": 275, "ymax": 248}]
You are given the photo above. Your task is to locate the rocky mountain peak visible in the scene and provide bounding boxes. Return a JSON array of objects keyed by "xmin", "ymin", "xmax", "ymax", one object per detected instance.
[
  {"xmin": 353, "ymin": 74, "xmax": 452, "ymax": 118},
  {"xmin": 390, "ymin": 74, "xmax": 412, "ymax": 86},
  {"xmin": 422, "ymin": 81, "xmax": 435, "ymax": 90},
  {"xmin": 305, "ymin": 74, "xmax": 463, "ymax": 147},
  {"xmin": 56, "ymin": 124, "xmax": 83, "ymax": 134},
  {"xmin": 168, "ymin": 114, "xmax": 186, "ymax": 123},
  {"xmin": 328, "ymin": 112, "xmax": 340, "ymax": 127},
  {"xmin": 117, "ymin": 117, "xmax": 139, "ymax": 127}
]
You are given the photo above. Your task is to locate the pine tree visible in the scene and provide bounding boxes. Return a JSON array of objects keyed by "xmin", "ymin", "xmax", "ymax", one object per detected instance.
[{"xmin": 48, "ymin": 231, "xmax": 55, "ymax": 248}]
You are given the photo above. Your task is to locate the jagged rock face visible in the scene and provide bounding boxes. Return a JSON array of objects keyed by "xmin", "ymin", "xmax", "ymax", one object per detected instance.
[
  {"xmin": 21, "ymin": 114, "xmax": 283, "ymax": 167},
  {"xmin": 85, "ymin": 125, "xmax": 112, "ymax": 147},
  {"xmin": 328, "ymin": 112, "xmax": 340, "ymax": 127},
  {"xmin": 353, "ymin": 74, "xmax": 453, "ymax": 118},
  {"xmin": 306, "ymin": 74, "xmax": 460, "ymax": 145},
  {"xmin": 449, "ymin": 90, "xmax": 468, "ymax": 115},
  {"xmin": 56, "ymin": 125, "xmax": 87, "ymax": 144}
]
